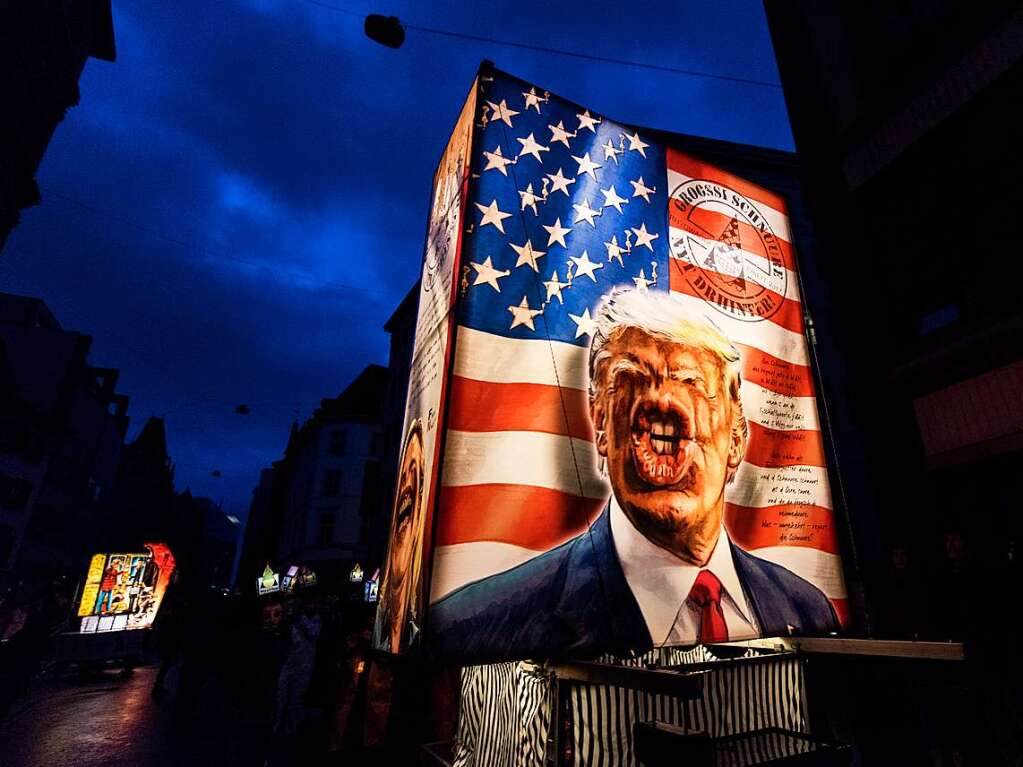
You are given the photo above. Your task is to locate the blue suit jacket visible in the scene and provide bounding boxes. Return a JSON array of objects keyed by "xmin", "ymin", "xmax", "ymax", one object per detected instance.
[{"xmin": 428, "ymin": 505, "xmax": 838, "ymax": 662}]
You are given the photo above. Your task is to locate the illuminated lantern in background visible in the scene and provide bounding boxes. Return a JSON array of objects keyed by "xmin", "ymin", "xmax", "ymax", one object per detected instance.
[
  {"xmin": 258, "ymin": 563, "xmax": 280, "ymax": 595},
  {"xmin": 365, "ymin": 568, "xmax": 380, "ymax": 603},
  {"xmin": 77, "ymin": 542, "xmax": 175, "ymax": 633}
]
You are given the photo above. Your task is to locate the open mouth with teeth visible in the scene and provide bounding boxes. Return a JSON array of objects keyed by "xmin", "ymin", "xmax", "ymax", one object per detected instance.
[
  {"xmin": 396, "ymin": 483, "xmax": 415, "ymax": 527},
  {"xmin": 630, "ymin": 403, "xmax": 696, "ymax": 487}
]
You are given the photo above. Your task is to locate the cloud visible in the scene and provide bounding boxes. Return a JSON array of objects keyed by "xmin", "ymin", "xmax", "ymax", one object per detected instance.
[{"xmin": 3, "ymin": 0, "xmax": 791, "ymax": 521}]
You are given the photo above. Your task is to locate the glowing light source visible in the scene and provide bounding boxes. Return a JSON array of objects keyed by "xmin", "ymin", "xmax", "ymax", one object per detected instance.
[
  {"xmin": 77, "ymin": 543, "xmax": 176, "ymax": 632},
  {"xmin": 258, "ymin": 563, "xmax": 280, "ymax": 595}
]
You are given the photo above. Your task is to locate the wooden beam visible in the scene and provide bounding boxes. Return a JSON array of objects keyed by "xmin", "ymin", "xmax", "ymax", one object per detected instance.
[
  {"xmin": 787, "ymin": 637, "xmax": 965, "ymax": 661},
  {"xmin": 550, "ymin": 661, "xmax": 705, "ymax": 700}
]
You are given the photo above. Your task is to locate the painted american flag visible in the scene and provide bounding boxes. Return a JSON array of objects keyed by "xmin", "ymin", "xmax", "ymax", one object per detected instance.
[{"xmin": 427, "ymin": 67, "xmax": 848, "ymax": 629}]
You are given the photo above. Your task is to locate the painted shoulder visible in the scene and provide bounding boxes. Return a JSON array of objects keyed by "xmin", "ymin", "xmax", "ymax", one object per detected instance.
[
  {"xmin": 733, "ymin": 546, "xmax": 839, "ymax": 634},
  {"xmin": 428, "ymin": 535, "xmax": 585, "ymax": 662}
]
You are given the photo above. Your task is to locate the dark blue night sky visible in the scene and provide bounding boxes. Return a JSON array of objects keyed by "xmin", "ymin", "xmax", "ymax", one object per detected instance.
[{"xmin": 0, "ymin": 0, "xmax": 791, "ymax": 522}]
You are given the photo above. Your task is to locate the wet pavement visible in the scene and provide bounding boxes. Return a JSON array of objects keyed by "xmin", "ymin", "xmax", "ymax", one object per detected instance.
[
  {"xmin": 0, "ymin": 666, "xmax": 243, "ymax": 767},
  {"xmin": 0, "ymin": 660, "xmax": 408, "ymax": 767}
]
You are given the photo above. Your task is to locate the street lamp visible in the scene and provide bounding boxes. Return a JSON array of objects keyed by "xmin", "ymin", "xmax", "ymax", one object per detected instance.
[{"xmin": 364, "ymin": 14, "xmax": 405, "ymax": 49}]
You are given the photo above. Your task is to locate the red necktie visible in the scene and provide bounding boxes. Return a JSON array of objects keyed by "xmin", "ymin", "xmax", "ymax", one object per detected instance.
[{"xmin": 689, "ymin": 570, "xmax": 729, "ymax": 643}]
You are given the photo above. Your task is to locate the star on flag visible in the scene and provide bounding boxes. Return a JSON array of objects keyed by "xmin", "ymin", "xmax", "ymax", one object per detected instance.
[
  {"xmin": 543, "ymin": 270, "xmax": 568, "ymax": 304},
  {"xmin": 570, "ymin": 250, "xmax": 603, "ymax": 282},
  {"xmin": 632, "ymin": 222, "xmax": 660, "ymax": 251},
  {"xmin": 487, "ymin": 99, "xmax": 519, "ymax": 127},
  {"xmin": 482, "ymin": 145, "xmax": 515, "ymax": 175},
  {"xmin": 625, "ymin": 131, "xmax": 649, "ymax": 157},
  {"xmin": 576, "ymin": 110, "xmax": 601, "ymax": 133},
  {"xmin": 630, "ymin": 177, "xmax": 655, "ymax": 202},
  {"xmin": 470, "ymin": 256, "xmax": 510, "ymax": 292},
  {"xmin": 546, "ymin": 168, "xmax": 576, "ymax": 196},
  {"xmin": 508, "ymin": 296, "xmax": 542, "ymax": 330},
  {"xmin": 548, "ymin": 120, "xmax": 575, "ymax": 148},
  {"xmin": 572, "ymin": 197, "xmax": 601, "ymax": 228},
  {"xmin": 600, "ymin": 185, "xmax": 628, "ymax": 213},
  {"xmin": 516, "ymin": 133, "xmax": 550, "ymax": 163},
  {"xmin": 572, "ymin": 152, "xmax": 602, "ymax": 180},
  {"xmin": 569, "ymin": 307, "xmax": 597, "ymax": 338},
  {"xmin": 476, "ymin": 199, "xmax": 513, "ymax": 233},
  {"xmin": 542, "ymin": 217, "xmax": 571, "ymax": 248},
  {"xmin": 510, "ymin": 239, "xmax": 546, "ymax": 272}
]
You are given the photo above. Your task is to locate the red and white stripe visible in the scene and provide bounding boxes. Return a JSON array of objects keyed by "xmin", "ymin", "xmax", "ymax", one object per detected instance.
[{"xmin": 430, "ymin": 151, "xmax": 848, "ymax": 627}]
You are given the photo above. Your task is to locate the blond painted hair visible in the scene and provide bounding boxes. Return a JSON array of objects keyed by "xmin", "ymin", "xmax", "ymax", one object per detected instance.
[{"xmin": 588, "ymin": 287, "xmax": 748, "ymax": 481}]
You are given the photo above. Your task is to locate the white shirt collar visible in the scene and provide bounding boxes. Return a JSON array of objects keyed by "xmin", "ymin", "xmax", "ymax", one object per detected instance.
[{"xmin": 609, "ymin": 494, "xmax": 753, "ymax": 645}]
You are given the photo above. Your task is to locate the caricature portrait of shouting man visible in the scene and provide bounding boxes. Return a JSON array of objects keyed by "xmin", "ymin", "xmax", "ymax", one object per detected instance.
[{"xmin": 430, "ymin": 288, "xmax": 837, "ymax": 661}]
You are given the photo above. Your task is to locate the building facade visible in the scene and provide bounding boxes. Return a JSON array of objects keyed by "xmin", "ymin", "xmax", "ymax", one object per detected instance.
[
  {"xmin": 368, "ymin": 284, "xmax": 419, "ymax": 571},
  {"xmin": 104, "ymin": 421, "xmax": 241, "ymax": 593},
  {"xmin": 0, "ymin": 1, "xmax": 116, "ymax": 252},
  {"xmin": 0, "ymin": 293, "xmax": 129, "ymax": 581},
  {"xmin": 104, "ymin": 416, "xmax": 176, "ymax": 552},
  {"xmin": 239, "ymin": 365, "xmax": 387, "ymax": 589},
  {"xmin": 765, "ymin": 1, "xmax": 1023, "ymax": 609},
  {"xmin": 185, "ymin": 494, "xmax": 240, "ymax": 591},
  {"xmin": 236, "ymin": 467, "xmax": 278, "ymax": 590}
]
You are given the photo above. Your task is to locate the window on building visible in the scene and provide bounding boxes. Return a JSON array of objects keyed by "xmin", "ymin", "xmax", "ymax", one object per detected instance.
[
  {"xmin": 318, "ymin": 513, "xmax": 335, "ymax": 545},
  {"xmin": 323, "ymin": 470, "xmax": 342, "ymax": 497},
  {"xmin": 328, "ymin": 430, "xmax": 347, "ymax": 455}
]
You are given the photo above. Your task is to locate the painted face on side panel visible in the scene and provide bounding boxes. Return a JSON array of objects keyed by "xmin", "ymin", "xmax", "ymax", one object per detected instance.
[{"xmin": 383, "ymin": 422, "xmax": 424, "ymax": 650}]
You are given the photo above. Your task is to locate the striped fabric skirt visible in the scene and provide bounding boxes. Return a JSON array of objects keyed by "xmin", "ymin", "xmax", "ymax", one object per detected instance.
[{"xmin": 452, "ymin": 646, "xmax": 808, "ymax": 767}]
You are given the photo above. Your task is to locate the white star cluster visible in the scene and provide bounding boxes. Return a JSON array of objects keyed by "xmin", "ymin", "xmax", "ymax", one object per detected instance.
[{"xmin": 469, "ymin": 82, "xmax": 663, "ymax": 333}]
